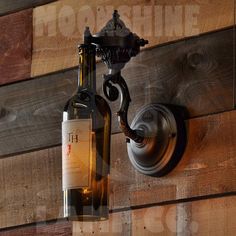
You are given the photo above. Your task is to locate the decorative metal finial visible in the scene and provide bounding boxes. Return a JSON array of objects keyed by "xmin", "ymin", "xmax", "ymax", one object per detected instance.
[
  {"xmin": 82, "ymin": 9, "xmax": 149, "ymax": 69},
  {"xmin": 112, "ymin": 10, "xmax": 120, "ymax": 30},
  {"xmin": 113, "ymin": 9, "xmax": 119, "ymax": 19}
]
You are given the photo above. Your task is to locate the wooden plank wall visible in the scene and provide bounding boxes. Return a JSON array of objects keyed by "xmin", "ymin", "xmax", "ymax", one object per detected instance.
[
  {"xmin": 1, "ymin": 196, "xmax": 236, "ymax": 235},
  {"xmin": 73, "ymin": 196, "xmax": 236, "ymax": 236},
  {"xmin": 0, "ymin": 28, "xmax": 233, "ymax": 157},
  {"xmin": 31, "ymin": 0, "xmax": 234, "ymax": 76},
  {"xmin": 1, "ymin": 109, "xmax": 236, "ymax": 229},
  {"xmin": 0, "ymin": 0, "xmax": 57, "ymax": 16},
  {"xmin": 0, "ymin": 9, "xmax": 32, "ymax": 85},
  {"xmin": 0, "ymin": 0, "xmax": 235, "ymax": 235},
  {"xmin": 0, "ymin": 220, "xmax": 72, "ymax": 236}
]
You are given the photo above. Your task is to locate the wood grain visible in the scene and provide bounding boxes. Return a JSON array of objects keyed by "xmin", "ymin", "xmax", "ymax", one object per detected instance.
[
  {"xmin": 1, "ymin": 110, "xmax": 236, "ymax": 228},
  {"xmin": 175, "ymin": 196, "xmax": 236, "ymax": 236},
  {"xmin": 109, "ymin": 110, "xmax": 236, "ymax": 209},
  {"xmin": 233, "ymin": 0, "xmax": 236, "ymax": 109},
  {"xmin": 0, "ymin": 0, "xmax": 57, "ymax": 16},
  {"xmin": 31, "ymin": 0, "xmax": 234, "ymax": 76},
  {"xmin": 130, "ymin": 196, "xmax": 236, "ymax": 236},
  {"xmin": 0, "ymin": 147, "xmax": 63, "ymax": 228},
  {"xmin": 0, "ymin": 9, "xmax": 32, "ymax": 85},
  {"xmin": 0, "ymin": 28, "xmax": 234, "ymax": 157},
  {"xmin": 73, "ymin": 211, "xmax": 133, "ymax": 236},
  {"xmin": 0, "ymin": 221, "xmax": 72, "ymax": 236},
  {"xmin": 1, "ymin": 196, "xmax": 235, "ymax": 235}
]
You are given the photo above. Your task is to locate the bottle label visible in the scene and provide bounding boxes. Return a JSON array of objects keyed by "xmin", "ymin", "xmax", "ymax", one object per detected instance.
[{"xmin": 62, "ymin": 119, "xmax": 92, "ymax": 190}]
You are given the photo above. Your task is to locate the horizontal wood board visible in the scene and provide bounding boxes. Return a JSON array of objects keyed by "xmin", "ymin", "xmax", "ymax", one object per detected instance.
[
  {"xmin": 0, "ymin": 221, "xmax": 72, "ymax": 236},
  {"xmin": 73, "ymin": 196, "xmax": 236, "ymax": 236},
  {"xmin": 0, "ymin": 9, "xmax": 32, "ymax": 85},
  {"xmin": 0, "ymin": 27, "xmax": 234, "ymax": 157},
  {"xmin": 0, "ymin": 148, "xmax": 62, "ymax": 228},
  {"xmin": 0, "ymin": 0, "xmax": 57, "ymax": 16},
  {"xmin": 31, "ymin": 0, "xmax": 234, "ymax": 76},
  {"xmin": 1, "ymin": 110, "xmax": 236, "ymax": 228},
  {"xmin": 1, "ymin": 196, "xmax": 236, "ymax": 235},
  {"xmin": 109, "ymin": 110, "xmax": 236, "ymax": 209}
]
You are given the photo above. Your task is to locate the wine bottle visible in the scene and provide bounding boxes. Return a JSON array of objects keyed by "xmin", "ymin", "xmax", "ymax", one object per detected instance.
[{"xmin": 62, "ymin": 33, "xmax": 111, "ymax": 221}]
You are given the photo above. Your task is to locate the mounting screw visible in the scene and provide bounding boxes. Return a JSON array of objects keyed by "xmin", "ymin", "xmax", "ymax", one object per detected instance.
[{"xmin": 138, "ymin": 38, "xmax": 149, "ymax": 47}]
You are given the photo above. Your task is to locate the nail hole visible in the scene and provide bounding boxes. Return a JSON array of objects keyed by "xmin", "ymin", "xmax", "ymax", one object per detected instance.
[
  {"xmin": 0, "ymin": 107, "xmax": 16, "ymax": 123},
  {"xmin": 0, "ymin": 108, "xmax": 7, "ymax": 118}
]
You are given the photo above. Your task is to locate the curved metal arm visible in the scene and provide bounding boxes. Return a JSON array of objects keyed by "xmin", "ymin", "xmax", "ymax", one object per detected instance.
[
  {"xmin": 80, "ymin": 10, "xmax": 187, "ymax": 177},
  {"xmin": 103, "ymin": 71, "xmax": 144, "ymax": 143},
  {"xmin": 86, "ymin": 10, "xmax": 148, "ymax": 144}
]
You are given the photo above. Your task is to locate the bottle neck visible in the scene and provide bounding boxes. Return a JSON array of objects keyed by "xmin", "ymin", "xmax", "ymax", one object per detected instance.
[{"xmin": 78, "ymin": 44, "xmax": 96, "ymax": 91}]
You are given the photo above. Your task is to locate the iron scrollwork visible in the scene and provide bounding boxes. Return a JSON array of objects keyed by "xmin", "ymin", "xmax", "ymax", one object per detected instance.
[{"xmin": 83, "ymin": 10, "xmax": 187, "ymax": 177}]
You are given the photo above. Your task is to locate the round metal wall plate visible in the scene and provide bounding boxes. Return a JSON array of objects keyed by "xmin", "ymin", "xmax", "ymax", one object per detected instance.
[{"xmin": 127, "ymin": 104, "xmax": 186, "ymax": 177}]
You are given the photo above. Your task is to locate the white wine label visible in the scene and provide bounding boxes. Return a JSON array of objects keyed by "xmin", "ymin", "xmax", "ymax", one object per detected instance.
[{"xmin": 62, "ymin": 119, "xmax": 92, "ymax": 190}]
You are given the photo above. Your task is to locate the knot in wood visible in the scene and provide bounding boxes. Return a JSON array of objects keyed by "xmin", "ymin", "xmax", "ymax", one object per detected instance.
[{"xmin": 187, "ymin": 52, "xmax": 203, "ymax": 68}]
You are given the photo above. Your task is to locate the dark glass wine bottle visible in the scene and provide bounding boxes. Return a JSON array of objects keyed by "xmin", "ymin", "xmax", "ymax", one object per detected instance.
[{"xmin": 62, "ymin": 39, "xmax": 111, "ymax": 221}]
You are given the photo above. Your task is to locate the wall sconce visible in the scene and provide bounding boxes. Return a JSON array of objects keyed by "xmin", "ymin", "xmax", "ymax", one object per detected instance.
[
  {"xmin": 62, "ymin": 10, "xmax": 186, "ymax": 221},
  {"xmin": 88, "ymin": 10, "xmax": 186, "ymax": 176}
]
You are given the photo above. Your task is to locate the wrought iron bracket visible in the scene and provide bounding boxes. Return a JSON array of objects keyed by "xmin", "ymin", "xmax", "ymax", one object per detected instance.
[
  {"xmin": 84, "ymin": 10, "xmax": 187, "ymax": 177},
  {"xmin": 103, "ymin": 71, "xmax": 144, "ymax": 143}
]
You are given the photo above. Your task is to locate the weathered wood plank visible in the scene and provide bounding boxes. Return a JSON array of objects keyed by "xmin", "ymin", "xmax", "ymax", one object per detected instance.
[
  {"xmin": 0, "ymin": 70, "xmax": 74, "ymax": 157},
  {"xmin": 0, "ymin": 28, "xmax": 234, "ymax": 157},
  {"xmin": 234, "ymin": 5, "xmax": 236, "ymax": 108},
  {"xmin": 73, "ymin": 196, "xmax": 236, "ymax": 235},
  {"xmin": 176, "ymin": 196, "xmax": 236, "ymax": 236},
  {"xmin": 0, "ymin": 0, "xmax": 57, "ymax": 16},
  {"xmin": 1, "ymin": 110, "xmax": 236, "ymax": 228},
  {"xmin": 0, "ymin": 221, "xmax": 72, "ymax": 236},
  {"xmin": 0, "ymin": 9, "xmax": 32, "ymax": 85},
  {"xmin": 1, "ymin": 196, "xmax": 235, "ymax": 235},
  {"xmin": 110, "ymin": 110, "xmax": 236, "ymax": 209},
  {"xmin": 73, "ymin": 211, "xmax": 133, "ymax": 236},
  {"xmin": 0, "ymin": 147, "xmax": 63, "ymax": 228},
  {"xmin": 31, "ymin": 0, "xmax": 234, "ymax": 76},
  {"xmin": 106, "ymin": 27, "xmax": 234, "ymax": 124},
  {"xmin": 131, "ymin": 205, "xmax": 176, "ymax": 236},
  {"xmin": 140, "ymin": 196, "xmax": 236, "ymax": 236}
]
